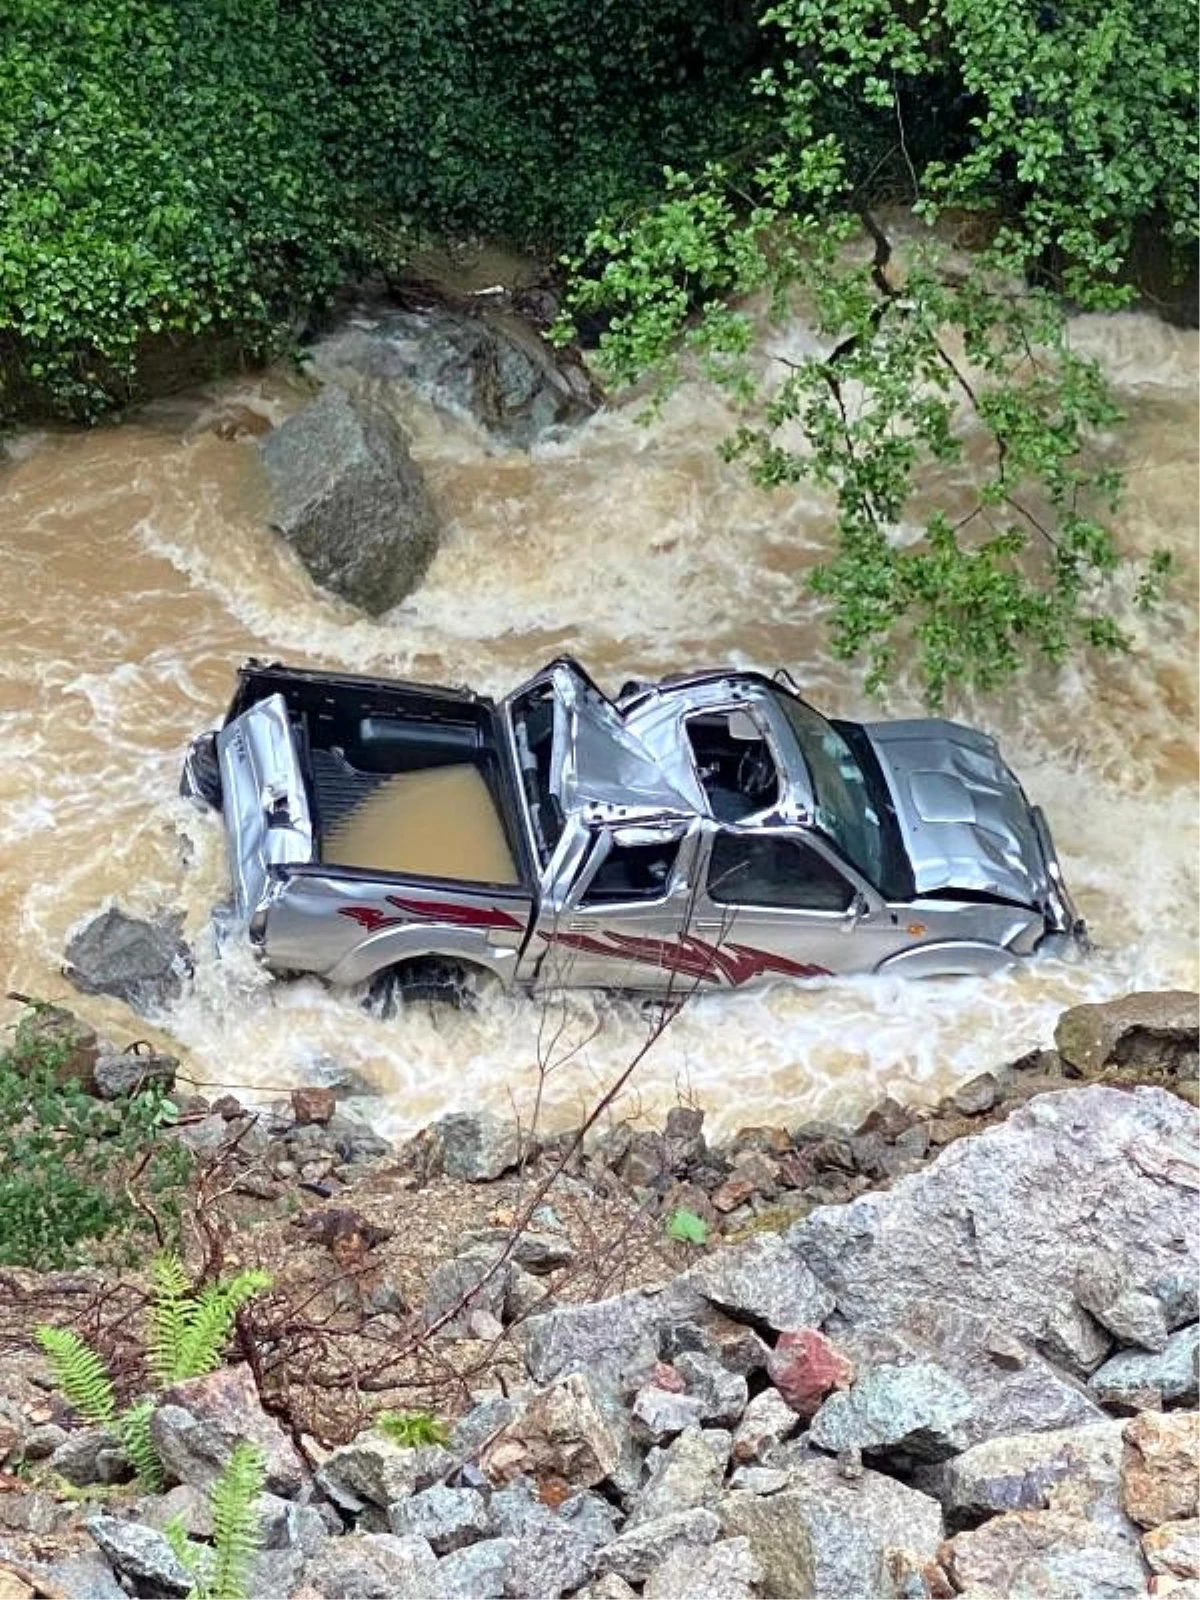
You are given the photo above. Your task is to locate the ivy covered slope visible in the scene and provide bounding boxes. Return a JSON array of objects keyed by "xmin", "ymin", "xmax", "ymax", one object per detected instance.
[
  {"xmin": 0, "ymin": 0, "xmax": 758, "ymax": 422},
  {"xmin": 560, "ymin": 0, "xmax": 1198, "ymax": 704}
]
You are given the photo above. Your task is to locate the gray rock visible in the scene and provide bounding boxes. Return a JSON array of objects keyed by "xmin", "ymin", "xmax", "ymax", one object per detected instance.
[
  {"xmin": 728, "ymin": 1465, "xmax": 792, "ymax": 1493},
  {"xmin": 1041, "ymin": 1302, "xmax": 1115, "ymax": 1376},
  {"xmin": 316, "ymin": 1436, "xmax": 456, "ymax": 1512},
  {"xmin": 674, "ymin": 1350, "xmax": 748, "ymax": 1427},
  {"xmin": 929, "ymin": 1419, "xmax": 1131, "ymax": 1532},
  {"xmin": 427, "ymin": 1111, "xmax": 522, "ymax": 1181},
  {"xmin": 1153, "ymin": 1270, "xmax": 1200, "ymax": 1331},
  {"xmin": 833, "ymin": 1304, "xmax": 1105, "ymax": 1449},
  {"xmin": 464, "ymin": 1227, "xmax": 577, "ymax": 1275},
  {"xmin": 808, "ymin": 1360, "xmax": 974, "ymax": 1462},
  {"xmin": 21, "ymin": 1422, "xmax": 68, "ymax": 1460},
  {"xmin": 596, "ymin": 1508, "xmax": 721, "ymax": 1584},
  {"xmin": 518, "ymin": 1279, "xmax": 706, "ymax": 1384},
  {"xmin": 312, "ymin": 308, "xmax": 595, "ymax": 449},
  {"xmin": 139, "ymin": 1483, "xmax": 213, "ymax": 1539},
  {"xmin": 786, "ymin": 1086, "xmax": 1197, "ymax": 1349},
  {"xmin": 1089, "ymin": 1322, "xmax": 1200, "ymax": 1409},
  {"xmin": 685, "ymin": 1234, "xmax": 834, "ymax": 1332},
  {"xmin": 438, "ymin": 1536, "xmax": 515, "ymax": 1598},
  {"xmin": 423, "ymin": 1246, "xmax": 510, "ymax": 1338},
  {"xmin": 152, "ymin": 1364, "xmax": 307, "ymax": 1497},
  {"xmin": 505, "ymin": 1263, "xmax": 550, "ymax": 1323},
  {"xmin": 1076, "ymin": 1249, "xmax": 1171, "ymax": 1351},
  {"xmin": 47, "ymin": 1425, "xmax": 126, "ymax": 1486},
  {"xmin": 451, "ymin": 1392, "xmax": 523, "ymax": 1458},
  {"xmin": 631, "ymin": 1385, "xmax": 708, "ymax": 1443},
  {"xmin": 86, "ymin": 1514, "xmax": 191, "ymax": 1594},
  {"xmin": 301, "ymin": 1532, "xmax": 447, "ymax": 1598},
  {"xmin": 941, "ymin": 1508, "xmax": 1149, "ymax": 1599},
  {"xmin": 719, "ymin": 1457, "xmax": 944, "ymax": 1599},
  {"xmin": 259, "ymin": 384, "xmax": 439, "ymax": 615},
  {"xmin": 504, "ymin": 1519, "xmax": 598, "ymax": 1597},
  {"xmin": 246, "ymin": 1546, "xmax": 307, "ymax": 1599},
  {"xmin": 1055, "ymin": 990, "xmax": 1199, "ymax": 1080},
  {"xmin": 388, "ymin": 1484, "xmax": 491, "ymax": 1552},
  {"xmin": 732, "ymin": 1389, "xmax": 800, "ymax": 1465},
  {"xmin": 572, "ymin": 1576, "xmax": 638, "ymax": 1600},
  {"xmin": 0, "ymin": 1489, "xmax": 65, "ymax": 1535},
  {"xmin": 628, "ymin": 1427, "xmax": 729, "ymax": 1527},
  {"xmin": 643, "ymin": 1536, "xmax": 761, "ymax": 1600},
  {"xmin": 43, "ymin": 1552, "xmax": 128, "ymax": 1600},
  {"xmin": 488, "ymin": 1477, "xmax": 618, "ymax": 1550},
  {"xmin": 480, "ymin": 1373, "xmax": 621, "ymax": 1492},
  {"xmin": 952, "ymin": 1071, "xmax": 999, "ymax": 1114},
  {"xmin": 64, "ymin": 907, "xmax": 191, "ymax": 1014},
  {"xmin": 93, "ymin": 1050, "xmax": 178, "ymax": 1100}
]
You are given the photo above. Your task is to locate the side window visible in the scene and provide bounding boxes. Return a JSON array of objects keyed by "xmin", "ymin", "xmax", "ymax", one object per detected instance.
[
  {"xmin": 708, "ymin": 832, "xmax": 854, "ymax": 912},
  {"xmin": 581, "ymin": 839, "xmax": 681, "ymax": 904}
]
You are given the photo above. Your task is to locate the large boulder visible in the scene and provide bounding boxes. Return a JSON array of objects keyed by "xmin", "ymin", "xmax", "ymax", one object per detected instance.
[
  {"xmin": 785, "ymin": 1086, "xmax": 1197, "ymax": 1363},
  {"xmin": 311, "ymin": 307, "xmax": 596, "ymax": 449},
  {"xmin": 258, "ymin": 385, "xmax": 440, "ymax": 615},
  {"xmin": 64, "ymin": 907, "xmax": 191, "ymax": 1014},
  {"xmin": 1055, "ymin": 991, "xmax": 1199, "ymax": 1092},
  {"xmin": 151, "ymin": 1365, "xmax": 307, "ymax": 1498}
]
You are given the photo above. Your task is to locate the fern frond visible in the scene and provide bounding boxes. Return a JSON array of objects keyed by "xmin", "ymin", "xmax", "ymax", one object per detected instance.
[
  {"xmin": 119, "ymin": 1398, "xmax": 164, "ymax": 1491},
  {"xmin": 34, "ymin": 1326, "xmax": 115, "ymax": 1425},
  {"xmin": 149, "ymin": 1252, "xmax": 194, "ymax": 1387},
  {"xmin": 173, "ymin": 1271, "xmax": 272, "ymax": 1382},
  {"xmin": 209, "ymin": 1442, "xmax": 266, "ymax": 1600},
  {"xmin": 163, "ymin": 1515, "xmax": 209, "ymax": 1600}
]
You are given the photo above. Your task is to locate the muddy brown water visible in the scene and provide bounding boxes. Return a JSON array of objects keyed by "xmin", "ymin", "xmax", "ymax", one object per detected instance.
[
  {"xmin": 323, "ymin": 765, "xmax": 520, "ymax": 884},
  {"xmin": 1, "ymin": 306, "xmax": 1196, "ymax": 1140}
]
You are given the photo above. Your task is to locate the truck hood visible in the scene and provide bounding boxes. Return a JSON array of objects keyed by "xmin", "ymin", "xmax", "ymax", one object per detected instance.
[{"xmin": 862, "ymin": 720, "xmax": 1050, "ymax": 907}]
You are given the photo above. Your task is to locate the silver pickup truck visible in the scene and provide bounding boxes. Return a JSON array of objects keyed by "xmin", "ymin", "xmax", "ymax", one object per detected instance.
[{"xmin": 182, "ymin": 657, "xmax": 1086, "ymax": 1005}]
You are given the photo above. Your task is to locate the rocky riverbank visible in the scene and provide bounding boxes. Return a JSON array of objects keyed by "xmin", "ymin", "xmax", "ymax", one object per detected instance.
[{"xmin": 0, "ymin": 990, "xmax": 1196, "ymax": 1599}]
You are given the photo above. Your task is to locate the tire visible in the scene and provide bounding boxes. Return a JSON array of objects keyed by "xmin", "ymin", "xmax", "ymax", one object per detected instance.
[{"xmin": 366, "ymin": 959, "xmax": 483, "ymax": 1018}]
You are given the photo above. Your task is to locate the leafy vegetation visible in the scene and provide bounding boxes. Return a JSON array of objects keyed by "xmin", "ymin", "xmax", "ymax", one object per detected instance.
[
  {"xmin": 376, "ymin": 1409, "xmax": 450, "ymax": 1449},
  {"xmin": 0, "ymin": 0, "xmax": 758, "ymax": 422},
  {"xmin": 164, "ymin": 1442, "xmax": 267, "ymax": 1600},
  {"xmin": 665, "ymin": 1206, "xmax": 709, "ymax": 1246},
  {"xmin": 558, "ymin": 0, "xmax": 1195, "ymax": 702},
  {"xmin": 35, "ymin": 1254, "xmax": 272, "ymax": 1493},
  {"xmin": 0, "ymin": 1002, "xmax": 191, "ymax": 1269}
]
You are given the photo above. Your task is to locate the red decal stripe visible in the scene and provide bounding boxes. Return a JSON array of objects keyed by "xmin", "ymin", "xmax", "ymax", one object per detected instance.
[
  {"xmin": 542, "ymin": 930, "xmax": 829, "ymax": 985},
  {"xmin": 338, "ymin": 898, "xmax": 523, "ymax": 933}
]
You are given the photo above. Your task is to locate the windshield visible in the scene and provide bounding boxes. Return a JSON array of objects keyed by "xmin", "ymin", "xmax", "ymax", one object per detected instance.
[{"xmin": 775, "ymin": 693, "xmax": 887, "ymax": 889}]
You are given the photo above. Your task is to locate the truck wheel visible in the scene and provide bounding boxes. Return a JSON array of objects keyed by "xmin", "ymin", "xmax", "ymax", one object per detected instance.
[{"xmin": 367, "ymin": 959, "xmax": 483, "ymax": 1017}]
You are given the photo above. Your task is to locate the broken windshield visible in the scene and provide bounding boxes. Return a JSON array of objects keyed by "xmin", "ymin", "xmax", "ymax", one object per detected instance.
[{"xmin": 774, "ymin": 691, "xmax": 888, "ymax": 891}]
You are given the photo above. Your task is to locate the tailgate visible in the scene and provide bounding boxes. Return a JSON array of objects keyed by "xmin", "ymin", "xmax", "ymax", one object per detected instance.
[{"xmin": 217, "ymin": 693, "xmax": 314, "ymax": 921}]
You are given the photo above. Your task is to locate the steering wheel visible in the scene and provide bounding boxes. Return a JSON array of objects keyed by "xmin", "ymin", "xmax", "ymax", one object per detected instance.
[{"xmin": 737, "ymin": 745, "xmax": 775, "ymax": 802}]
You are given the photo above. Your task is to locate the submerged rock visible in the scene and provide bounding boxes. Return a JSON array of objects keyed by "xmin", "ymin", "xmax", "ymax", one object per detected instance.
[
  {"xmin": 64, "ymin": 906, "xmax": 192, "ymax": 1014},
  {"xmin": 258, "ymin": 384, "xmax": 440, "ymax": 616}
]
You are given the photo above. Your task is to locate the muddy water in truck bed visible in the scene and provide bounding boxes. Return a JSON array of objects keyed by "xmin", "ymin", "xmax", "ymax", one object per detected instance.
[
  {"xmin": 0, "ymin": 306, "xmax": 1196, "ymax": 1138},
  {"xmin": 322, "ymin": 765, "xmax": 520, "ymax": 884}
]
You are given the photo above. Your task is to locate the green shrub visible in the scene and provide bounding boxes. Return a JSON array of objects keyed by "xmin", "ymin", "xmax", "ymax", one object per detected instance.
[
  {"xmin": 0, "ymin": 1002, "xmax": 192, "ymax": 1270},
  {"xmin": 0, "ymin": 0, "xmax": 758, "ymax": 423}
]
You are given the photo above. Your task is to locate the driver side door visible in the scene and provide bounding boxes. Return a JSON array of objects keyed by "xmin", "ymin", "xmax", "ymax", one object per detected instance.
[{"xmin": 690, "ymin": 827, "xmax": 897, "ymax": 982}]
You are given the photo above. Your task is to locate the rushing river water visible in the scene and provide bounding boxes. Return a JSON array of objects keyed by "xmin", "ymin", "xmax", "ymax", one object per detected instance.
[{"xmin": 1, "ymin": 304, "xmax": 1196, "ymax": 1140}]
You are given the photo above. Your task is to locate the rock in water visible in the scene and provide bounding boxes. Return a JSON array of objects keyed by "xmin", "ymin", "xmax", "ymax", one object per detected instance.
[
  {"xmin": 312, "ymin": 308, "xmax": 596, "ymax": 449},
  {"xmin": 63, "ymin": 907, "xmax": 191, "ymax": 1014},
  {"xmin": 258, "ymin": 385, "xmax": 440, "ymax": 616}
]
